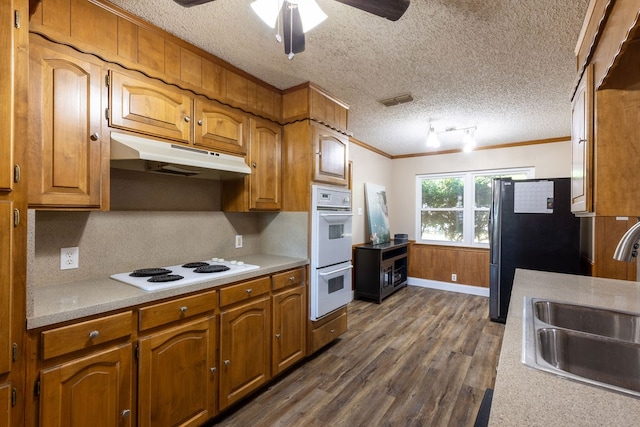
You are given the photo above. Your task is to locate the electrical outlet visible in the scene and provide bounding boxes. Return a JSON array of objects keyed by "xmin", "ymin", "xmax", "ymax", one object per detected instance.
[
  {"xmin": 60, "ymin": 247, "xmax": 79, "ymax": 270},
  {"xmin": 235, "ymin": 235, "xmax": 243, "ymax": 248},
  {"xmin": 451, "ymin": 273, "xmax": 457, "ymax": 282}
]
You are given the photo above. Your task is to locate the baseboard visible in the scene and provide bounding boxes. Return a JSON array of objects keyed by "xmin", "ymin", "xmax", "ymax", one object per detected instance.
[{"xmin": 408, "ymin": 277, "xmax": 490, "ymax": 297}]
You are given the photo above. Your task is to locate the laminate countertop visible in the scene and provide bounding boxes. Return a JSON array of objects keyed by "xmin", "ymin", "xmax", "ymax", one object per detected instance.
[
  {"xmin": 28, "ymin": 254, "xmax": 308, "ymax": 330},
  {"xmin": 489, "ymin": 269, "xmax": 640, "ymax": 426}
]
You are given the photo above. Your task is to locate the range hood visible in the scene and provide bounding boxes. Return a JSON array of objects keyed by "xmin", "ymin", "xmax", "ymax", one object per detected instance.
[{"xmin": 110, "ymin": 132, "xmax": 251, "ymax": 180}]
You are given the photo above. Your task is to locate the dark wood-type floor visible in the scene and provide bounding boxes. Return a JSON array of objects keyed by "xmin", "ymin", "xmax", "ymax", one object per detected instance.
[{"xmin": 212, "ymin": 285, "xmax": 505, "ymax": 427}]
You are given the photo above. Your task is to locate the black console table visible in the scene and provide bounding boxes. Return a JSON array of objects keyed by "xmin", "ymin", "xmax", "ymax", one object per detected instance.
[{"xmin": 354, "ymin": 241, "xmax": 409, "ymax": 303}]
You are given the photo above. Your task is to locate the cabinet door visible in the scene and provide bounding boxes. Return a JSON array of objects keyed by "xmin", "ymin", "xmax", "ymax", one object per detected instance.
[
  {"xmin": 272, "ymin": 284, "xmax": 306, "ymax": 376},
  {"xmin": 28, "ymin": 37, "xmax": 103, "ymax": 208},
  {"xmin": 0, "ymin": 0, "xmax": 14, "ymax": 192},
  {"xmin": 194, "ymin": 99, "xmax": 247, "ymax": 155},
  {"xmin": 0, "ymin": 382, "xmax": 9, "ymax": 427},
  {"xmin": 249, "ymin": 118, "xmax": 281, "ymax": 210},
  {"xmin": 39, "ymin": 344, "xmax": 133, "ymax": 427},
  {"xmin": 219, "ymin": 296, "xmax": 270, "ymax": 410},
  {"xmin": 0, "ymin": 202, "xmax": 11, "ymax": 375},
  {"xmin": 312, "ymin": 124, "xmax": 348, "ymax": 186},
  {"xmin": 571, "ymin": 64, "xmax": 594, "ymax": 213},
  {"xmin": 109, "ymin": 70, "xmax": 192, "ymax": 143},
  {"xmin": 138, "ymin": 316, "xmax": 216, "ymax": 427}
]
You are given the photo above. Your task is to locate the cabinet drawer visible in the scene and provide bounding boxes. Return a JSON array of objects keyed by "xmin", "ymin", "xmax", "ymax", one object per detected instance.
[
  {"xmin": 219, "ymin": 277, "xmax": 270, "ymax": 307},
  {"xmin": 310, "ymin": 311, "xmax": 347, "ymax": 353},
  {"xmin": 272, "ymin": 267, "xmax": 306, "ymax": 291},
  {"xmin": 138, "ymin": 290, "xmax": 217, "ymax": 331},
  {"xmin": 41, "ymin": 311, "xmax": 133, "ymax": 360}
]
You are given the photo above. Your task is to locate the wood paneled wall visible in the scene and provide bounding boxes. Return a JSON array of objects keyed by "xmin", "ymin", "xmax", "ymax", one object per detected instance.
[{"xmin": 408, "ymin": 243, "xmax": 490, "ymax": 288}]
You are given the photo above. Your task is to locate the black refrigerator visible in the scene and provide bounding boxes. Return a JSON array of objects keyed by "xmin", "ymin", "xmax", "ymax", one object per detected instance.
[{"xmin": 489, "ymin": 178, "xmax": 581, "ymax": 323}]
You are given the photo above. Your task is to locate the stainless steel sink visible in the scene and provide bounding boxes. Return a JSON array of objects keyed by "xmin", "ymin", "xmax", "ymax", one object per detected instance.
[
  {"xmin": 537, "ymin": 328, "xmax": 640, "ymax": 394},
  {"xmin": 523, "ymin": 297, "xmax": 640, "ymax": 398},
  {"xmin": 534, "ymin": 300, "xmax": 640, "ymax": 343}
]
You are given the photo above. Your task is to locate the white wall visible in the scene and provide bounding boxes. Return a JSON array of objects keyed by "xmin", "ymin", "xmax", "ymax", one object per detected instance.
[
  {"xmin": 387, "ymin": 141, "xmax": 572, "ymax": 240},
  {"xmin": 349, "ymin": 143, "xmax": 393, "ymax": 245}
]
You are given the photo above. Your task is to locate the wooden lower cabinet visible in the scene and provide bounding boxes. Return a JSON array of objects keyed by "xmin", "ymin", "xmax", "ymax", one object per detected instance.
[
  {"xmin": 308, "ymin": 306, "xmax": 348, "ymax": 354},
  {"xmin": 0, "ymin": 202, "xmax": 12, "ymax": 375},
  {"xmin": 0, "ymin": 382, "xmax": 9, "ymax": 427},
  {"xmin": 38, "ymin": 343, "xmax": 134, "ymax": 427},
  {"xmin": 219, "ymin": 295, "xmax": 271, "ymax": 410},
  {"xmin": 272, "ymin": 283, "xmax": 306, "ymax": 376},
  {"xmin": 138, "ymin": 316, "xmax": 217, "ymax": 427}
]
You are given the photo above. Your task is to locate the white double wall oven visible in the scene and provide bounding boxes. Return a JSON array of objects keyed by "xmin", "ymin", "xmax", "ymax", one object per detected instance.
[{"xmin": 310, "ymin": 185, "xmax": 353, "ymax": 321}]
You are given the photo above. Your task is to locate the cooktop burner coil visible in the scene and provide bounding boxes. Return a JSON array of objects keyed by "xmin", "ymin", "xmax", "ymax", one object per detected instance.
[
  {"xmin": 182, "ymin": 262, "xmax": 210, "ymax": 268},
  {"xmin": 130, "ymin": 268, "xmax": 172, "ymax": 277},
  {"xmin": 194, "ymin": 265, "xmax": 231, "ymax": 273},
  {"xmin": 147, "ymin": 274, "xmax": 184, "ymax": 283}
]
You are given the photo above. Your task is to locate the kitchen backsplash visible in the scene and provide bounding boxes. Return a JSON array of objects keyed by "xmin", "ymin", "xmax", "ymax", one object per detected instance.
[{"xmin": 28, "ymin": 210, "xmax": 308, "ymax": 288}]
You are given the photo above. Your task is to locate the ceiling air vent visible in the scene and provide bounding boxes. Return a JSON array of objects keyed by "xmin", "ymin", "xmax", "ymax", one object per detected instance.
[{"xmin": 379, "ymin": 93, "xmax": 414, "ymax": 107}]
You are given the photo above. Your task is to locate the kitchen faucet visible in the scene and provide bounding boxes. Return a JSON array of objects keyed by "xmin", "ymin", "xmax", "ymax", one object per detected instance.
[{"xmin": 613, "ymin": 220, "xmax": 640, "ymax": 262}]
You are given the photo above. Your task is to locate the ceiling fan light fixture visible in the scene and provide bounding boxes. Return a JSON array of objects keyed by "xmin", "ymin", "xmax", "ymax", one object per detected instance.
[
  {"xmin": 295, "ymin": 0, "xmax": 327, "ymax": 33},
  {"xmin": 251, "ymin": 0, "xmax": 284, "ymax": 28}
]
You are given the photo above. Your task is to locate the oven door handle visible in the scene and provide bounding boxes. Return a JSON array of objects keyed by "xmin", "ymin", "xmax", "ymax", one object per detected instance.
[
  {"xmin": 319, "ymin": 213, "xmax": 353, "ymax": 217},
  {"xmin": 319, "ymin": 265, "xmax": 354, "ymax": 276}
]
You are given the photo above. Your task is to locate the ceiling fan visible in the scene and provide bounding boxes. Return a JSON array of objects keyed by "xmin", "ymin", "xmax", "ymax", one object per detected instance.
[{"xmin": 172, "ymin": 0, "xmax": 410, "ymax": 59}]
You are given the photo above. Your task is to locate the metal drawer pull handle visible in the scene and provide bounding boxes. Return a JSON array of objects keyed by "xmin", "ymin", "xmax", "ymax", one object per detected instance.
[
  {"xmin": 210, "ymin": 367, "xmax": 216, "ymax": 373},
  {"xmin": 89, "ymin": 330, "xmax": 100, "ymax": 339},
  {"xmin": 224, "ymin": 360, "xmax": 230, "ymax": 366},
  {"xmin": 121, "ymin": 409, "xmax": 131, "ymax": 418},
  {"xmin": 330, "ymin": 329, "xmax": 336, "ymax": 333},
  {"xmin": 289, "ymin": 276, "xmax": 295, "ymax": 282},
  {"xmin": 246, "ymin": 288, "xmax": 252, "ymax": 294},
  {"xmin": 198, "ymin": 119, "xmax": 203, "ymax": 126},
  {"xmin": 90, "ymin": 132, "xmax": 100, "ymax": 141},
  {"xmin": 275, "ymin": 333, "xmax": 281, "ymax": 339},
  {"xmin": 180, "ymin": 306, "xmax": 188, "ymax": 313},
  {"xmin": 184, "ymin": 116, "xmax": 191, "ymax": 122}
]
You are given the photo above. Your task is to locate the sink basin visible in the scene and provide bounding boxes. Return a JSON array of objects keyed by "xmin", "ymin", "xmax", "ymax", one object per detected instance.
[
  {"xmin": 523, "ymin": 297, "xmax": 640, "ymax": 398},
  {"xmin": 538, "ymin": 328, "xmax": 640, "ymax": 394},
  {"xmin": 534, "ymin": 300, "xmax": 640, "ymax": 343}
]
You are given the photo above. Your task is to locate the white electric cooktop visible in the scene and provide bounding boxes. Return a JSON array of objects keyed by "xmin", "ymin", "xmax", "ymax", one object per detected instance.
[{"xmin": 110, "ymin": 258, "xmax": 260, "ymax": 291}]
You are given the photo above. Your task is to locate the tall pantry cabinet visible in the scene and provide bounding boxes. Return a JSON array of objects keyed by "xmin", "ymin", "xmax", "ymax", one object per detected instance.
[{"xmin": 0, "ymin": 0, "xmax": 29, "ymax": 426}]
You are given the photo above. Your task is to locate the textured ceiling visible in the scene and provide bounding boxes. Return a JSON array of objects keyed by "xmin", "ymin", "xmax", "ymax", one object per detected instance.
[{"xmin": 106, "ymin": 0, "xmax": 591, "ymax": 156}]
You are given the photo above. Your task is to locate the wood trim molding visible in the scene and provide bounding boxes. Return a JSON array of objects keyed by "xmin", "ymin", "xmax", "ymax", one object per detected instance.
[{"xmin": 349, "ymin": 137, "xmax": 392, "ymax": 159}]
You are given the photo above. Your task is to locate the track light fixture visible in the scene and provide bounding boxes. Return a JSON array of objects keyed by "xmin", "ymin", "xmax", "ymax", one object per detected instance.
[{"xmin": 426, "ymin": 125, "xmax": 477, "ymax": 151}]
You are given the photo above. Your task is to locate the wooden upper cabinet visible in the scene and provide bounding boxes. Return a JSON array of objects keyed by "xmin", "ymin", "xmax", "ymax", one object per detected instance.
[
  {"xmin": 39, "ymin": 343, "xmax": 134, "ymax": 427},
  {"xmin": 221, "ymin": 118, "xmax": 282, "ymax": 212},
  {"xmin": 282, "ymin": 83, "xmax": 349, "ymax": 133},
  {"xmin": 108, "ymin": 69, "xmax": 192, "ymax": 143},
  {"xmin": 249, "ymin": 118, "xmax": 282, "ymax": 210},
  {"xmin": 312, "ymin": 123, "xmax": 349, "ymax": 186},
  {"xmin": 571, "ymin": 64, "xmax": 594, "ymax": 214},
  {"xmin": 0, "ymin": 0, "xmax": 14, "ymax": 192},
  {"xmin": 28, "ymin": 36, "xmax": 104, "ymax": 209},
  {"xmin": 194, "ymin": 98, "xmax": 248, "ymax": 155}
]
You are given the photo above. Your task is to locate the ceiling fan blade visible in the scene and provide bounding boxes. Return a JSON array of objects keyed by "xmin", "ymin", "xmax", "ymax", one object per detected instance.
[
  {"xmin": 172, "ymin": 0, "xmax": 217, "ymax": 7},
  {"xmin": 333, "ymin": 0, "xmax": 410, "ymax": 21},
  {"xmin": 283, "ymin": 5, "xmax": 305, "ymax": 55}
]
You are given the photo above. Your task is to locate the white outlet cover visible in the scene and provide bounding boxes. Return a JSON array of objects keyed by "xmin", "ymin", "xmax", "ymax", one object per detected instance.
[
  {"xmin": 60, "ymin": 247, "xmax": 79, "ymax": 270},
  {"xmin": 235, "ymin": 235, "xmax": 243, "ymax": 248}
]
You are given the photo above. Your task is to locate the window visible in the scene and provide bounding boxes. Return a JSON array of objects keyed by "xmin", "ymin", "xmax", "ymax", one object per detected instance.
[{"xmin": 416, "ymin": 168, "xmax": 533, "ymax": 247}]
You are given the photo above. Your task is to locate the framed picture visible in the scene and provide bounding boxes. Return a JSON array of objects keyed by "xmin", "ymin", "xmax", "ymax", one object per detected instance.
[{"xmin": 365, "ymin": 183, "xmax": 390, "ymax": 244}]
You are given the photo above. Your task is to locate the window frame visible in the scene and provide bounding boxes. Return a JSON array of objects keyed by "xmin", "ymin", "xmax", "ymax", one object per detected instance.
[{"xmin": 415, "ymin": 167, "xmax": 534, "ymax": 248}]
